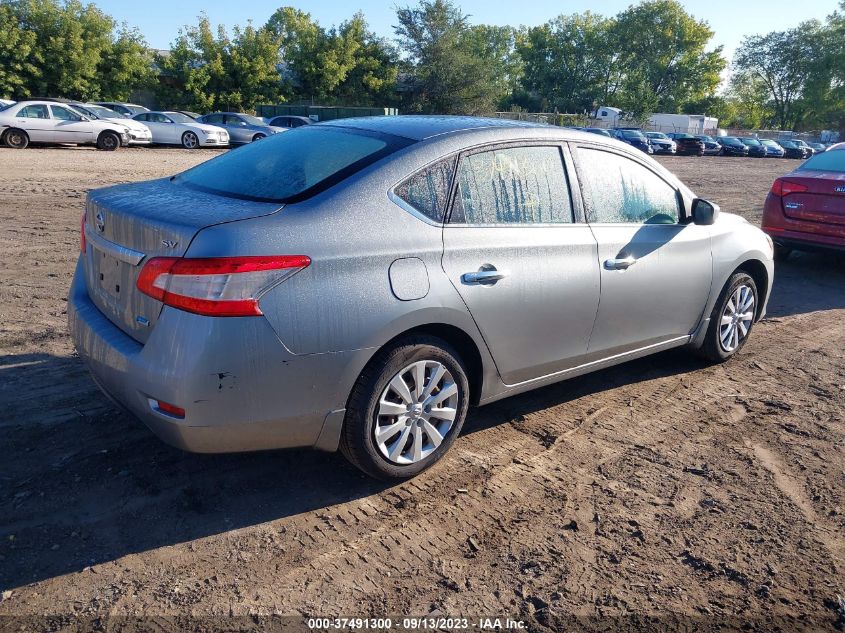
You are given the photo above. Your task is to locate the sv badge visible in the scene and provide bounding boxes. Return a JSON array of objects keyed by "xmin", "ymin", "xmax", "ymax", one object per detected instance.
[{"xmin": 161, "ymin": 239, "xmax": 179, "ymax": 248}]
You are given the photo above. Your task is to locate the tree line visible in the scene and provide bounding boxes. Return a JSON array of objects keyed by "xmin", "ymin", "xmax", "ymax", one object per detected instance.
[{"xmin": 1, "ymin": 0, "xmax": 843, "ymax": 133}]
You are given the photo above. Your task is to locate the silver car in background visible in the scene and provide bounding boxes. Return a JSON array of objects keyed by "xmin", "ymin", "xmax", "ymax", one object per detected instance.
[
  {"xmin": 198, "ymin": 112, "xmax": 284, "ymax": 145},
  {"xmin": 69, "ymin": 116, "xmax": 774, "ymax": 480}
]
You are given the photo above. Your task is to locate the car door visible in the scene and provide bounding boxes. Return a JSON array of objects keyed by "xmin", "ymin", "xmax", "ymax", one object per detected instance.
[
  {"xmin": 13, "ymin": 104, "xmax": 53, "ymax": 142},
  {"xmin": 224, "ymin": 114, "xmax": 250, "ymax": 143},
  {"xmin": 571, "ymin": 143, "xmax": 713, "ymax": 361},
  {"xmin": 49, "ymin": 105, "xmax": 94, "ymax": 143},
  {"xmin": 441, "ymin": 143, "xmax": 601, "ymax": 386}
]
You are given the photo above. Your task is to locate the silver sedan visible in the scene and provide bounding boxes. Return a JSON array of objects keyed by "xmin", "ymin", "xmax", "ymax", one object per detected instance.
[
  {"xmin": 68, "ymin": 116, "xmax": 774, "ymax": 480},
  {"xmin": 197, "ymin": 112, "xmax": 284, "ymax": 145}
]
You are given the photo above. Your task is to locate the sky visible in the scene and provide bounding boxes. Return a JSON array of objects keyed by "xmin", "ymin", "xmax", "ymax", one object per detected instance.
[{"xmin": 97, "ymin": 0, "xmax": 840, "ymax": 65}]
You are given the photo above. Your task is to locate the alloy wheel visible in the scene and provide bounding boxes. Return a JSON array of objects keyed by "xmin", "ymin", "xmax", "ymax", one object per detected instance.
[
  {"xmin": 374, "ymin": 360, "xmax": 459, "ymax": 465},
  {"xmin": 183, "ymin": 132, "xmax": 198, "ymax": 149},
  {"xmin": 719, "ymin": 284, "xmax": 755, "ymax": 352}
]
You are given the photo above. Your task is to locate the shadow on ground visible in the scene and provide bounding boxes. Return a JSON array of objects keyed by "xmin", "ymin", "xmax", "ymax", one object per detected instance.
[{"xmin": 1, "ymin": 251, "xmax": 843, "ymax": 589}]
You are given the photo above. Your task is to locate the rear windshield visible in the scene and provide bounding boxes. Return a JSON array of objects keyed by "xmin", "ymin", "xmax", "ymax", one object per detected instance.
[
  {"xmin": 798, "ymin": 150, "xmax": 845, "ymax": 173},
  {"xmin": 174, "ymin": 125, "xmax": 412, "ymax": 203}
]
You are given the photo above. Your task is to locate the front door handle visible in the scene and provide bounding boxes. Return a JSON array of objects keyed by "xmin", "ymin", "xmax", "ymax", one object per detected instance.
[
  {"xmin": 462, "ymin": 265, "xmax": 507, "ymax": 285},
  {"xmin": 604, "ymin": 256, "xmax": 637, "ymax": 270}
]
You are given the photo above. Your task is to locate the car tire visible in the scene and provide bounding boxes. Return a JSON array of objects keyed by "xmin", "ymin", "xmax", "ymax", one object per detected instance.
[
  {"xmin": 252, "ymin": 133, "xmax": 266, "ymax": 142},
  {"xmin": 697, "ymin": 272, "xmax": 758, "ymax": 363},
  {"xmin": 181, "ymin": 131, "xmax": 199, "ymax": 149},
  {"xmin": 340, "ymin": 335, "xmax": 470, "ymax": 481},
  {"xmin": 773, "ymin": 244, "xmax": 792, "ymax": 262},
  {"xmin": 4, "ymin": 128, "xmax": 29, "ymax": 149},
  {"xmin": 96, "ymin": 131, "xmax": 120, "ymax": 151}
]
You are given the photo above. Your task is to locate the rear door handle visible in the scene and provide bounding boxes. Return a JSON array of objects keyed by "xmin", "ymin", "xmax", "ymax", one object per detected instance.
[
  {"xmin": 604, "ymin": 256, "xmax": 637, "ymax": 270},
  {"xmin": 462, "ymin": 265, "xmax": 507, "ymax": 285}
]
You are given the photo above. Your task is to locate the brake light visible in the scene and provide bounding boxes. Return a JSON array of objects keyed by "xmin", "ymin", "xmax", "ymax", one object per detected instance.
[
  {"xmin": 80, "ymin": 213, "xmax": 87, "ymax": 254},
  {"xmin": 151, "ymin": 399, "xmax": 185, "ymax": 418},
  {"xmin": 770, "ymin": 178, "xmax": 808, "ymax": 197},
  {"xmin": 136, "ymin": 255, "xmax": 310, "ymax": 317}
]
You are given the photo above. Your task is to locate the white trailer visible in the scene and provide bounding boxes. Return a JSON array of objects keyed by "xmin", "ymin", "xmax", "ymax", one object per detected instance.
[{"xmin": 648, "ymin": 113, "xmax": 718, "ymax": 134}]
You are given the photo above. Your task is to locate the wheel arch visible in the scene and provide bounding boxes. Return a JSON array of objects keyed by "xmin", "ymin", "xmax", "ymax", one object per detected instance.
[{"xmin": 734, "ymin": 258, "xmax": 769, "ymax": 321}]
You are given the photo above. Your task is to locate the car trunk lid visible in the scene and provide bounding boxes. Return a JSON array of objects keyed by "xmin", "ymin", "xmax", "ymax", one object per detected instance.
[
  {"xmin": 83, "ymin": 178, "xmax": 283, "ymax": 343},
  {"xmin": 780, "ymin": 172, "xmax": 845, "ymax": 229}
]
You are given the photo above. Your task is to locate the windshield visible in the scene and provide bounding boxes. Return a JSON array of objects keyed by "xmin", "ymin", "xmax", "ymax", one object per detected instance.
[
  {"xmin": 798, "ymin": 150, "xmax": 845, "ymax": 173},
  {"xmin": 237, "ymin": 114, "xmax": 266, "ymax": 126},
  {"xmin": 174, "ymin": 126, "xmax": 413, "ymax": 203},
  {"xmin": 164, "ymin": 112, "xmax": 198, "ymax": 124},
  {"xmin": 780, "ymin": 141, "xmax": 796, "ymax": 148},
  {"xmin": 84, "ymin": 105, "xmax": 120, "ymax": 119},
  {"xmin": 647, "ymin": 132, "xmax": 668, "ymax": 139},
  {"xmin": 761, "ymin": 140, "xmax": 778, "ymax": 146},
  {"xmin": 741, "ymin": 139, "xmax": 761, "ymax": 146},
  {"xmin": 696, "ymin": 136, "xmax": 714, "ymax": 142},
  {"xmin": 620, "ymin": 130, "xmax": 645, "ymax": 139},
  {"xmin": 720, "ymin": 137, "xmax": 740, "ymax": 145},
  {"xmin": 674, "ymin": 134, "xmax": 694, "ymax": 139}
]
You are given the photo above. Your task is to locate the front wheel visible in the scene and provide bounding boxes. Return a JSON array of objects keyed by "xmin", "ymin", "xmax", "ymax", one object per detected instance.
[
  {"xmin": 181, "ymin": 131, "xmax": 199, "ymax": 149},
  {"xmin": 252, "ymin": 133, "xmax": 266, "ymax": 142},
  {"xmin": 96, "ymin": 131, "xmax": 120, "ymax": 151},
  {"xmin": 4, "ymin": 128, "xmax": 29, "ymax": 149},
  {"xmin": 340, "ymin": 335, "xmax": 470, "ymax": 480},
  {"xmin": 697, "ymin": 272, "xmax": 758, "ymax": 362}
]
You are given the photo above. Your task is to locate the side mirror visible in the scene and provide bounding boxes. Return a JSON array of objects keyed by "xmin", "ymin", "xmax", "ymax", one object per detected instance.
[{"xmin": 691, "ymin": 198, "xmax": 720, "ymax": 225}]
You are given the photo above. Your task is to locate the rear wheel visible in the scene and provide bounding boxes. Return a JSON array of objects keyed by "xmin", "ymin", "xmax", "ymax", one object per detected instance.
[
  {"xmin": 340, "ymin": 335, "xmax": 470, "ymax": 480},
  {"xmin": 252, "ymin": 133, "xmax": 266, "ymax": 142},
  {"xmin": 697, "ymin": 272, "xmax": 758, "ymax": 362},
  {"xmin": 4, "ymin": 128, "xmax": 29, "ymax": 149},
  {"xmin": 96, "ymin": 131, "xmax": 120, "ymax": 151},
  {"xmin": 181, "ymin": 131, "xmax": 199, "ymax": 149}
]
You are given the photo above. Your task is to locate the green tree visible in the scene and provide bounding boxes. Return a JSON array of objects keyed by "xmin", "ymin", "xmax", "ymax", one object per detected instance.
[
  {"xmin": 331, "ymin": 14, "xmax": 399, "ymax": 106},
  {"xmin": 733, "ymin": 26, "xmax": 815, "ymax": 130},
  {"xmin": 0, "ymin": 3, "xmax": 38, "ymax": 98},
  {"xmin": 97, "ymin": 25, "xmax": 156, "ymax": 100},
  {"xmin": 726, "ymin": 69, "xmax": 774, "ymax": 130},
  {"xmin": 614, "ymin": 0, "xmax": 725, "ymax": 114},
  {"xmin": 516, "ymin": 13, "xmax": 618, "ymax": 114},
  {"xmin": 394, "ymin": 0, "xmax": 505, "ymax": 114}
]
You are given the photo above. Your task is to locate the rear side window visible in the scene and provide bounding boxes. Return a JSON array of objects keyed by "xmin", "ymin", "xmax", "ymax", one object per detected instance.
[
  {"xmin": 175, "ymin": 126, "xmax": 412, "ymax": 203},
  {"xmin": 394, "ymin": 157, "xmax": 456, "ymax": 222},
  {"xmin": 576, "ymin": 148, "xmax": 679, "ymax": 224},
  {"xmin": 20, "ymin": 104, "xmax": 48, "ymax": 119},
  {"xmin": 798, "ymin": 150, "xmax": 845, "ymax": 173},
  {"xmin": 450, "ymin": 145, "xmax": 573, "ymax": 224}
]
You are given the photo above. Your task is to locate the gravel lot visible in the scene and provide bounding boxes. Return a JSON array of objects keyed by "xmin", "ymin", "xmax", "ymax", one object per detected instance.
[{"xmin": 0, "ymin": 146, "xmax": 843, "ymax": 631}]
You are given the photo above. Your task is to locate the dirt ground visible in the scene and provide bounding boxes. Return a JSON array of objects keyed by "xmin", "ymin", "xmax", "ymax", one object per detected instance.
[{"xmin": 0, "ymin": 146, "xmax": 844, "ymax": 632}]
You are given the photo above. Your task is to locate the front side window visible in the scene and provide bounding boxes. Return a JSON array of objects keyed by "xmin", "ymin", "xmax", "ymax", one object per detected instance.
[
  {"xmin": 175, "ymin": 126, "xmax": 411, "ymax": 203},
  {"xmin": 50, "ymin": 105, "xmax": 82, "ymax": 121},
  {"xmin": 576, "ymin": 148, "xmax": 680, "ymax": 225},
  {"xmin": 394, "ymin": 157, "xmax": 456, "ymax": 222},
  {"xmin": 450, "ymin": 145, "xmax": 573, "ymax": 225},
  {"xmin": 19, "ymin": 104, "xmax": 48, "ymax": 119}
]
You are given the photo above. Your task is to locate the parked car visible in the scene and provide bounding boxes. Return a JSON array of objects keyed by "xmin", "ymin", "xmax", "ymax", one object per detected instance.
[
  {"xmin": 716, "ymin": 136, "xmax": 750, "ymax": 157},
  {"xmin": 0, "ymin": 100, "xmax": 130, "ymax": 150},
  {"xmin": 584, "ymin": 127, "xmax": 612, "ymax": 138},
  {"xmin": 667, "ymin": 133, "xmax": 704, "ymax": 156},
  {"xmin": 778, "ymin": 140, "xmax": 810, "ymax": 159},
  {"xmin": 611, "ymin": 128, "xmax": 652, "ymax": 153},
  {"xmin": 267, "ymin": 115, "xmax": 313, "ymax": 129},
  {"xmin": 69, "ymin": 117, "xmax": 774, "ymax": 480},
  {"xmin": 93, "ymin": 102, "xmax": 149, "ymax": 118},
  {"xmin": 762, "ymin": 147, "xmax": 845, "ymax": 260},
  {"xmin": 0, "ymin": 98, "xmax": 14, "ymax": 108},
  {"xmin": 69, "ymin": 102, "xmax": 153, "ymax": 145},
  {"xmin": 645, "ymin": 131, "xmax": 676, "ymax": 154},
  {"xmin": 738, "ymin": 138, "xmax": 768, "ymax": 158},
  {"xmin": 694, "ymin": 135, "xmax": 722, "ymax": 156},
  {"xmin": 132, "ymin": 111, "xmax": 229, "ymax": 148},
  {"xmin": 808, "ymin": 142, "xmax": 827, "ymax": 155},
  {"xmin": 793, "ymin": 139, "xmax": 815, "ymax": 156},
  {"xmin": 759, "ymin": 139, "xmax": 785, "ymax": 158},
  {"xmin": 198, "ymin": 112, "xmax": 283, "ymax": 145}
]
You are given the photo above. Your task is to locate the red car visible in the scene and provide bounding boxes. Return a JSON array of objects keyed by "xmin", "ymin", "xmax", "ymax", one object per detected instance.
[{"xmin": 762, "ymin": 148, "xmax": 845, "ymax": 260}]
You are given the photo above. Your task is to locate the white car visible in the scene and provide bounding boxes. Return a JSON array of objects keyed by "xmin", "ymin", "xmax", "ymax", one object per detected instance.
[
  {"xmin": 132, "ymin": 111, "xmax": 229, "ymax": 148},
  {"xmin": 70, "ymin": 103, "xmax": 153, "ymax": 145},
  {"xmin": 0, "ymin": 100, "xmax": 130, "ymax": 150},
  {"xmin": 0, "ymin": 99, "xmax": 14, "ymax": 108}
]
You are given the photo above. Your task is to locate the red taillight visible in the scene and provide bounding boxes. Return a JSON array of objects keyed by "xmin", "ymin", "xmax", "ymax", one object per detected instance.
[
  {"xmin": 136, "ymin": 255, "xmax": 310, "ymax": 317},
  {"xmin": 80, "ymin": 213, "xmax": 87, "ymax": 254},
  {"xmin": 153, "ymin": 399, "xmax": 185, "ymax": 418},
  {"xmin": 770, "ymin": 178, "xmax": 808, "ymax": 197}
]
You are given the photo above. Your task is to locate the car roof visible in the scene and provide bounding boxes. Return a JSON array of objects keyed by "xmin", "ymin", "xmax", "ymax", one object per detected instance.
[{"xmin": 321, "ymin": 115, "xmax": 551, "ymax": 141}]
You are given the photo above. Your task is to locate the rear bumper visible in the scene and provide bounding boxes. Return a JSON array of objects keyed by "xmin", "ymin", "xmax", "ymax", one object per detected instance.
[
  {"xmin": 766, "ymin": 230, "xmax": 845, "ymax": 252},
  {"xmin": 68, "ymin": 258, "xmax": 351, "ymax": 453}
]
